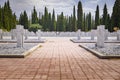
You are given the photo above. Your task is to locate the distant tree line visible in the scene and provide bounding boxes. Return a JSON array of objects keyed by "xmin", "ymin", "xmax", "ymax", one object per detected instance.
[
  {"xmin": 0, "ymin": 0, "xmax": 120, "ymax": 32},
  {"xmin": 0, "ymin": 0, "xmax": 16, "ymax": 31}
]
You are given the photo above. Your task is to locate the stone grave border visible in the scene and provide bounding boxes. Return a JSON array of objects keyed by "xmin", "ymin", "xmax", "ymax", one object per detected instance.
[
  {"xmin": 79, "ymin": 44, "xmax": 120, "ymax": 59},
  {"xmin": 0, "ymin": 43, "xmax": 42, "ymax": 58}
]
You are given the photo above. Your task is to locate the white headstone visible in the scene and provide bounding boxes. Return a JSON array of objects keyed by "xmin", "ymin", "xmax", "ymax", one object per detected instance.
[
  {"xmin": 24, "ymin": 29, "xmax": 28, "ymax": 40},
  {"xmin": 77, "ymin": 29, "xmax": 81, "ymax": 40},
  {"xmin": 96, "ymin": 25, "xmax": 105, "ymax": 48},
  {"xmin": 11, "ymin": 29, "xmax": 16, "ymax": 40},
  {"xmin": 91, "ymin": 30, "xmax": 95, "ymax": 40},
  {"xmin": 37, "ymin": 30, "xmax": 41, "ymax": 40},
  {"xmin": 105, "ymin": 29, "xmax": 109, "ymax": 40},
  {"xmin": 16, "ymin": 25, "xmax": 24, "ymax": 48},
  {"xmin": 117, "ymin": 30, "xmax": 120, "ymax": 40},
  {"xmin": 0, "ymin": 29, "xmax": 3, "ymax": 40}
]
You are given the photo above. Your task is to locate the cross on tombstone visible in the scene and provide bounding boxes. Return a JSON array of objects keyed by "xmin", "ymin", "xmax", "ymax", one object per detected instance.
[
  {"xmin": 37, "ymin": 30, "xmax": 41, "ymax": 40},
  {"xmin": 96, "ymin": 25, "xmax": 105, "ymax": 48},
  {"xmin": 77, "ymin": 29, "xmax": 81, "ymax": 40},
  {"xmin": 16, "ymin": 25, "xmax": 24, "ymax": 48}
]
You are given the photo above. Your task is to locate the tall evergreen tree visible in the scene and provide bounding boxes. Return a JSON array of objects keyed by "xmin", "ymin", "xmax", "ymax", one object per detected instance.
[
  {"xmin": 73, "ymin": 6, "xmax": 77, "ymax": 31},
  {"xmin": 77, "ymin": 1, "xmax": 83, "ymax": 30},
  {"xmin": 111, "ymin": 0, "xmax": 120, "ymax": 31},
  {"xmin": 107, "ymin": 14, "xmax": 112, "ymax": 32},
  {"xmin": 88, "ymin": 12, "xmax": 91, "ymax": 31},
  {"xmin": 95, "ymin": 5, "xmax": 100, "ymax": 29},
  {"xmin": 19, "ymin": 11, "xmax": 29, "ymax": 29},
  {"xmin": 102, "ymin": 4, "xmax": 108, "ymax": 29},
  {"xmin": 43, "ymin": 7, "xmax": 49, "ymax": 31},
  {"xmin": 48, "ymin": 13, "xmax": 51, "ymax": 31},
  {"xmin": 0, "ymin": 6, "xmax": 2, "ymax": 29},
  {"xmin": 2, "ymin": 0, "xmax": 16, "ymax": 31},
  {"xmin": 51, "ymin": 9, "xmax": 56, "ymax": 31},
  {"xmin": 83, "ymin": 13, "xmax": 86, "ymax": 31},
  {"xmin": 32, "ymin": 6, "xmax": 38, "ymax": 24}
]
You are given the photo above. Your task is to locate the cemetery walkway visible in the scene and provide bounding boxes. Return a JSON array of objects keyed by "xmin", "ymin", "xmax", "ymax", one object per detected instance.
[{"xmin": 0, "ymin": 37, "xmax": 120, "ymax": 80}]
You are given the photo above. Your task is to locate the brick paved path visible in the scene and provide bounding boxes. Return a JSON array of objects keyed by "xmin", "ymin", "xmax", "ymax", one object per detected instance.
[{"xmin": 0, "ymin": 37, "xmax": 120, "ymax": 80}]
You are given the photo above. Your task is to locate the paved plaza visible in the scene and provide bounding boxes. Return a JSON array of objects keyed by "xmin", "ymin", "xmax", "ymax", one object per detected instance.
[{"xmin": 0, "ymin": 37, "xmax": 120, "ymax": 80}]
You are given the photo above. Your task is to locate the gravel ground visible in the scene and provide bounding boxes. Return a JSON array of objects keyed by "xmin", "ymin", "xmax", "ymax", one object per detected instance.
[
  {"xmin": 85, "ymin": 43, "xmax": 120, "ymax": 56},
  {"xmin": 0, "ymin": 43, "xmax": 38, "ymax": 54}
]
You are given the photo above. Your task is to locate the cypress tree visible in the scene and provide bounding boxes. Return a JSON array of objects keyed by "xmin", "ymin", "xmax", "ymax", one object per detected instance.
[
  {"xmin": 83, "ymin": 13, "xmax": 86, "ymax": 31},
  {"xmin": 19, "ymin": 11, "xmax": 29, "ymax": 29},
  {"xmin": 95, "ymin": 5, "xmax": 100, "ymax": 29},
  {"xmin": 102, "ymin": 4, "xmax": 108, "ymax": 29},
  {"xmin": 0, "ymin": 6, "xmax": 2, "ymax": 29},
  {"xmin": 51, "ymin": 9, "xmax": 56, "ymax": 31},
  {"xmin": 43, "ymin": 7, "xmax": 49, "ymax": 31},
  {"xmin": 77, "ymin": 1, "xmax": 83, "ymax": 30},
  {"xmin": 73, "ymin": 6, "xmax": 77, "ymax": 31},
  {"xmin": 32, "ymin": 6, "xmax": 38, "ymax": 24},
  {"xmin": 88, "ymin": 12, "xmax": 91, "ymax": 31},
  {"xmin": 48, "ymin": 13, "xmax": 51, "ymax": 31},
  {"xmin": 111, "ymin": 0, "xmax": 120, "ymax": 30},
  {"xmin": 23, "ymin": 11, "xmax": 29, "ymax": 29}
]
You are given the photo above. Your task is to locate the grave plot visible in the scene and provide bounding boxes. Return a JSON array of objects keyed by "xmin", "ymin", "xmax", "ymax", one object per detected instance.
[
  {"xmin": 79, "ymin": 25, "xmax": 120, "ymax": 59},
  {"xmin": 0, "ymin": 25, "xmax": 43, "ymax": 58},
  {"xmin": 71, "ymin": 26, "xmax": 120, "ymax": 43}
]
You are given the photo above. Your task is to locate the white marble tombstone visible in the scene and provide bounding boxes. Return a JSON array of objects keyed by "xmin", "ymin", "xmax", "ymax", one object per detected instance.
[
  {"xmin": 117, "ymin": 30, "xmax": 120, "ymax": 40},
  {"xmin": 91, "ymin": 30, "xmax": 95, "ymax": 40},
  {"xmin": 105, "ymin": 29, "xmax": 109, "ymax": 40},
  {"xmin": 37, "ymin": 30, "xmax": 41, "ymax": 40},
  {"xmin": 24, "ymin": 29, "xmax": 28, "ymax": 40},
  {"xmin": 11, "ymin": 29, "xmax": 16, "ymax": 40},
  {"xmin": 96, "ymin": 25, "xmax": 105, "ymax": 48},
  {"xmin": 16, "ymin": 25, "xmax": 24, "ymax": 48},
  {"xmin": 77, "ymin": 29, "xmax": 81, "ymax": 40},
  {"xmin": 0, "ymin": 29, "xmax": 3, "ymax": 40}
]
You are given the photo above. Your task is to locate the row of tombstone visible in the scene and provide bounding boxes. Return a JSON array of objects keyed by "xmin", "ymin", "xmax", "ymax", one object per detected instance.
[
  {"xmin": 0, "ymin": 25, "xmax": 42, "ymax": 48},
  {"xmin": 77, "ymin": 25, "xmax": 120, "ymax": 48}
]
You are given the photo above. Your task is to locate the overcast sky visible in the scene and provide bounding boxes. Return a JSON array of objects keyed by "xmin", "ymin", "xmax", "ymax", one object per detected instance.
[{"xmin": 0, "ymin": 0, "xmax": 115, "ymax": 19}]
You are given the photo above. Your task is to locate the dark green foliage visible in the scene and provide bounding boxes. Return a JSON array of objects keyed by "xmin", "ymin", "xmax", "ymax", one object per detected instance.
[
  {"xmin": 102, "ymin": 4, "xmax": 108, "ymax": 29},
  {"xmin": 28, "ymin": 24, "xmax": 42, "ymax": 33},
  {"xmin": 43, "ymin": 7, "xmax": 49, "ymax": 31},
  {"xmin": 0, "ymin": 6, "xmax": 3, "ymax": 29},
  {"xmin": 88, "ymin": 12, "xmax": 91, "ymax": 31},
  {"xmin": 72, "ymin": 6, "xmax": 77, "ymax": 31},
  {"xmin": 111, "ymin": 0, "xmax": 120, "ymax": 31},
  {"xmin": 48, "ymin": 13, "xmax": 52, "ymax": 31},
  {"xmin": 83, "ymin": 13, "xmax": 86, "ymax": 31},
  {"xmin": 56, "ymin": 12, "xmax": 65, "ymax": 31},
  {"xmin": 51, "ymin": 9, "xmax": 56, "ymax": 31},
  {"xmin": 19, "ymin": 11, "xmax": 29, "ymax": 29},
  {"xmin": 95, "ymin": 5, "xmax": 100, "ymax": 29},
  {"xmin": 107, "ymin": 14, "xmax": 112, "ymax": 32},
  {"xmin": 32, "ymin": 6, "xmax": 38, "ymax": 24},
  {"xmin": 77, "ymin": 1, "xmax": 83, "ymax": 30},
  {"xmin": 0, "ymin": 0, "xmax": 16, "ymax": 31}
]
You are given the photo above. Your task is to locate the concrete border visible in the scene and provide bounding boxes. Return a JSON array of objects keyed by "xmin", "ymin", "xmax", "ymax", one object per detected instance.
[
  {"xmin": 79, "ymin": 44, "xmax": 120, "ymax": 59},
  {"xmin": 71, "ymin": 39, "xmax": 120, "ymax": 43},
  {"xmin": 0, "ymin": 39, "xmax": 46, "ymax": 43},
  {"xmin": 0, "ymin": 44, "xmax": 42, "ymax": 58}
]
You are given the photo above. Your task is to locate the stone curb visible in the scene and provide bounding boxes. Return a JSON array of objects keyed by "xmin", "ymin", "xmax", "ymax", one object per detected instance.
[
  {"xmin": 79, "ymin": 44, "xmax": 120, "ymax": 59},
  {"xmin": 71, "ymin": 39, "xmax": 120, "ymax": 43},
  {"xmin": 0, "ymin": 44, "xmax": 42, "ymax": 58},
  {"xmin": 0, "ymin": 39, "xmax": 46, "ymax": 43}
]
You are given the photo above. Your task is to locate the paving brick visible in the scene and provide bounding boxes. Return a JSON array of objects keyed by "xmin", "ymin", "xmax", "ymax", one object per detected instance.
[{"xmin": 0, "ymin": 38, "xmax": 120, "ymax": 80}]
